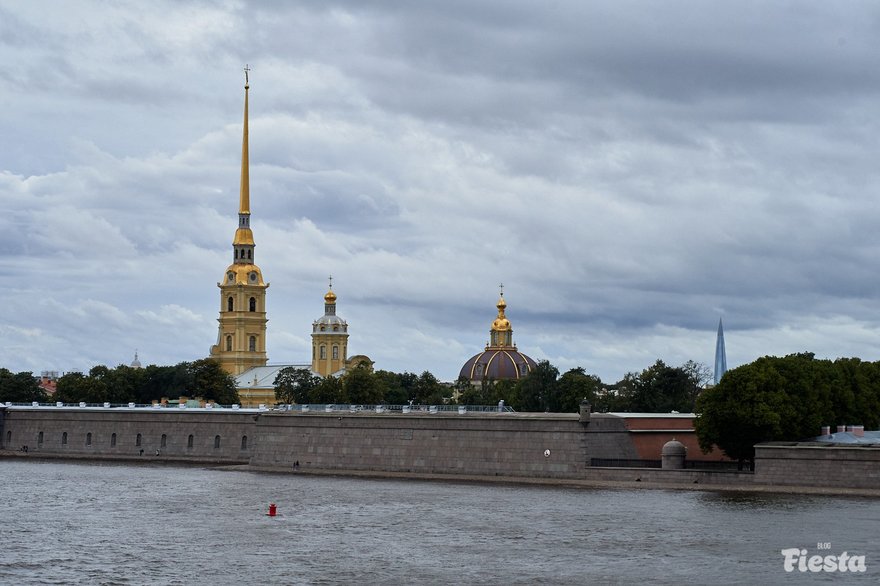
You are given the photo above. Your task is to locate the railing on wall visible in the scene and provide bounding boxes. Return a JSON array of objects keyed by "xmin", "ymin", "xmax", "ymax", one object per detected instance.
[{"xmin": 2, "ymin": 402, "xmax": 516, "ymax": 414}]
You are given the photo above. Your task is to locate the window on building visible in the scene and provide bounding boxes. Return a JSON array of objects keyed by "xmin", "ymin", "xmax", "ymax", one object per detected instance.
[
  {"xmin": 332, "ymin": 346, "xmax": 339, "ymax": 360},
  {"xmin": 320, "ymin": 346, "xmax": 326, "ymax": 359},
  {"xmin": 235, "ymin": 249, "xmax": 239, "ymax": 259},
  {"xmin": 247, "ymin": 250, "xmax": 251, "ymax": 259},
  {"xmin": 249, "ymin": 297, "xmax": 256, "ymax": 312},
  {"xmin": 227, "ymin": 297, "xmax": 234, "ymax": 312},
  {"xmin": 6, "ymin": 430, "xmax": 11, "ymax": 445},
  {"xmin": 226, "ymin": 335, "xmax": 233, "ymax": 351},
  {"xmin": 249, "ymin": 336, "xmax": 256, "ymax": 352},
  {"xmin": 136, "ymin": 433, "xmax": 142, "ymax": 447},
  {"xmin": 62, "ymin": 432, "xmax": 67, "ymax": 445},
  {"xmin": 520, "ymin": 363, "xmax": 528, "ymax": 375},
  {"xmin": 214, "ymin": 435, "xmax": 221, "ymax": 449},
  {"xmin": 161, "ymin": 434, "xmax": 167, "ymax": 448},
  {"xmin": 111, "ymin": 433, "xmax": 117, "ymax": 447},
  {"xmin": 86, "ymin": 433, "xmax": 92, "ymax": 446},
  {"xmin": 38, "ymin": 431, "xmax": 44, "ymax": 445},
  {"xmin": 187, "ymin": 434, "xmax": 194, "ymax": 448},
  {"xmin": 241, "ymin": 435, "xmax": 248, "ymax": 450}
]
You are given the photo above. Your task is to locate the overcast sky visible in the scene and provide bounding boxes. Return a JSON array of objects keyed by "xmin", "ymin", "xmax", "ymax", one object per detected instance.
[{"xmin": 3, "ymin": 1, "xmax": 880, "ymax": 383}]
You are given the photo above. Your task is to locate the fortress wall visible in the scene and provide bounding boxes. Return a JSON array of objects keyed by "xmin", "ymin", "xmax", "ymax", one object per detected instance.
[
  {"xmin": 250, "ymin": 412, "xmax": 595, "ymax": 478},
  {"xmin": 754, "ymin": 443, "xmax": 880, "ymax": 489},
  {"xmin": 582, "ymin": 467, "xmax": 754, "ymax": 486},
  {"xmin": 1, "ymin": 408, "xmax": 255, "ymax": 463}
]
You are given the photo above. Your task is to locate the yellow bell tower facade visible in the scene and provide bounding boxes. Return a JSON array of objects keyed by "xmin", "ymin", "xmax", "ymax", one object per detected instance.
[
  {"xmin": 209, "ymin": 69, "xmax": 269, "ymax": 375},
  {"xmin": 311, "ymin": 279, "xmax": 349, "ymax": 377}
]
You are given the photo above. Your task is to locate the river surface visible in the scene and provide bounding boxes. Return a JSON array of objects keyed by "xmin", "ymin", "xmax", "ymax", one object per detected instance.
[{"xmin": 1, "ymin": 460, "xmax": 878, "ymax": 585}]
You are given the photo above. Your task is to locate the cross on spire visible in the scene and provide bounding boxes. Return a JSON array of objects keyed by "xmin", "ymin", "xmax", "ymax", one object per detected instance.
[
  {"xmin": 243, "ymin": 64, "xmax": 251, "ymax": 86},
  {"xmin": 328, "ymin": 275, "xmax": 333, "ymax": 289},
  {"xmin": 499, "ymin": 282, "xmax": 504, "ymax": 296}
]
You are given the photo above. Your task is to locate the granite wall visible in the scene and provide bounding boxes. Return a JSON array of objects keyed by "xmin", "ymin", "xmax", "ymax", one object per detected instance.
[
  {"xmin": 250, "ymin": 411, "xmax": 625, "ymax": 478},
  {"xmin": 754, "ymin": 443, "xmax": 880, "ymax": 489},
  {"xmin": 1, "ymin": 408, "xmax": 255, "ymax": 464}
]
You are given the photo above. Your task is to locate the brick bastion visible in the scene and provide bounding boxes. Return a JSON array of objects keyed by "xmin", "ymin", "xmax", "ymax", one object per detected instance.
[{"xmin": 1, "ymin": 406, "xmax": 877, "ymax": 493}]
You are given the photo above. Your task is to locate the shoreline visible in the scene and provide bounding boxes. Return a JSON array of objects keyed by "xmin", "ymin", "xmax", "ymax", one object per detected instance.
[{"xmin": 4, "ymin": 450, "xmax": 879, "ymax": 498}]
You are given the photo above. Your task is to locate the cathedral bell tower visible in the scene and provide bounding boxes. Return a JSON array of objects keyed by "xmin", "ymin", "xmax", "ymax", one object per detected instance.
[
  {"xmin": 209, "ymin": 67, "xmax": 269, "ymax": 375},
  {"xmin": 311, "ymin": 278, "xmax": 349, "ymax": 377}
]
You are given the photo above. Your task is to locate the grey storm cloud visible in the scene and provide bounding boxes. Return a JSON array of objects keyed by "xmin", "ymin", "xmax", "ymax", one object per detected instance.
[{"xmin": 2, "ymin": 0, "xmax": 880, "ymax": 382}]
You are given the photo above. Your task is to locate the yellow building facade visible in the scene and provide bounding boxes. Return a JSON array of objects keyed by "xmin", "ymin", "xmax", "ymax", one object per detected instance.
[
  {"xmin": 209, "ymin": 74, "xmax": 269, "ymax": 376},
  {"xmin": 311, "ymin": 284, "xmax": 349, "ymax": 376}
]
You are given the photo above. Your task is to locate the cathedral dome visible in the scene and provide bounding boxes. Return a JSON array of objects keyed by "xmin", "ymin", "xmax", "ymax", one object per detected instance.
[
  {"xmin": 458, "ymin": 289, "xmax": 537, "ymax": 382},
  {"xmin": 459, "ymin": 349, "xmax": 537, "ymax": 382}
]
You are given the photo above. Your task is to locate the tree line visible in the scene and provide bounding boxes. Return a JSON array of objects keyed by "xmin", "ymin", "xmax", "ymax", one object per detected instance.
[
  {"xmin": 0, "ymin": 357, "xmax": 711, "ymax": 414},
  {"xmin": 0, "ymin": 359, "xmax": 238, "ymax": 405},
  {"xmin": 695, "ymin": 352, "xmax": 880, "ymax": 466},
  {"xmin": 274, "ymin": 359, "xmax": 710, "ymax": 414}
]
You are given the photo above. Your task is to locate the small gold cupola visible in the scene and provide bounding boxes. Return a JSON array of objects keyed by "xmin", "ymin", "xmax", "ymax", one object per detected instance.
[{"xmin": 488, "ymin": 284, "xmax": 514, "ymax": 348}]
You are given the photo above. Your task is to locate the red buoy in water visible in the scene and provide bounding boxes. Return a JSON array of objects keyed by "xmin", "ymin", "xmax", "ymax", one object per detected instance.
[{"xmin": 268, "ymin": 503, "xmax": 277, "ymax": 517}]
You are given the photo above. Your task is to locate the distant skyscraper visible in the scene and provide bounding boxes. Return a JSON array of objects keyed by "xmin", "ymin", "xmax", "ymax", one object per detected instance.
[{"xmin": 714, "ymin": 318, "xmax": 727, "ymax": 385}]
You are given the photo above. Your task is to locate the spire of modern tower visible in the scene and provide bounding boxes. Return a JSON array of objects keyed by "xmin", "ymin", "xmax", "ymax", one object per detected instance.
[{"xmin": 714, "ymin": 318, "xmax": 727, "ymax": 385}]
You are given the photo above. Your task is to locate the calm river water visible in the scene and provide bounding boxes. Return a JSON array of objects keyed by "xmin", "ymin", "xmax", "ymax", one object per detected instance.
[{"xmin": 1, "ymin": 460, "xmax": 878, "ymax": 585}]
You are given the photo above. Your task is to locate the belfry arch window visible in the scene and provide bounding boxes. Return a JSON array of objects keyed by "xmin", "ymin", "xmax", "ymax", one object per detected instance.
[
  {"xmin": 249, "ymin": 297, "xmax": 256, "ymax": 312},
  {"xmin": 226, "ymin": 335, "xmax": 233, "ymax": 351},
  {"xmin": 247, "ymin": 250, "xmax": 251, "ymax": 259},
  {"xmin": 249, "ymin": 336, "xmax": 256, "ymax": 352},
  {"xmin": 227, "ymin": 297, "xmax": 234, "ymax": 312}
]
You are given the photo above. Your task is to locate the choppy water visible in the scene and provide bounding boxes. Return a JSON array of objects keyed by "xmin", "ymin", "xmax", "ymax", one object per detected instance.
[{"xmin": 0, "ymin": 460, "xmax": 878, "ymax": 585}]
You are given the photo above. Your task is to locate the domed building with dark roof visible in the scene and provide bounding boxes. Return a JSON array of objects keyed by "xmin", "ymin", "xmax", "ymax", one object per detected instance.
[{"xmin": 459, "ymin": 291, "xmax": 537, "ymax": 383}]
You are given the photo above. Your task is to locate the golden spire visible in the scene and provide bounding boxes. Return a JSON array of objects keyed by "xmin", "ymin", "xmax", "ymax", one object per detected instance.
[
  {"xmin": 233, "ymin": 65, "xmax": 254, "ymax": 248},
  {"xmin": 239, "ymin": 64, "xmax": 250, "ymax": 215}
]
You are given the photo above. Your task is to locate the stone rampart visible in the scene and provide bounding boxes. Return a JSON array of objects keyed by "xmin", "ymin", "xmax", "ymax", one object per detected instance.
[
  {"xmin": 754, "ymin": 443, "xmax": 880, "ymax": 489},
  {"xmin": 251, "ymin": 412, "xmax": 604, "ymax": 477},
  {"xmin": 2, "ymin": 408, "xmax": 255, "ymax": 464}
]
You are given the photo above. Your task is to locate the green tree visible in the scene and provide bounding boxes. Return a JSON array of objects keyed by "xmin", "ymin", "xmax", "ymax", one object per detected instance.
[
  {"xmin": 612, "ymin": 360, "xmax": 698, "ymax": 413},
  {"xmin": 373, "ymin": 370, "xmax": 408, "ymax": 404},
  {"xmin": 187, "ymin": 359, "xmax": 239, "ymax": 404},
  {"xmin": 55, "ymin": 372, "xmax": 90, "ymax": 403},
  {"xmin": 695, "ymin": 357, "xmax": 792, "ymax": 468},
  {"xmin": 556, "ymin": 368, "xmax": 603, "ymax": 413},
  {"xmin": 274, "ymin": 367, "xmax": 320, "ymax": 404},
  {"xmin": 309, "ymin": 375, "xmax": 345, "ymax": 403},
  {"xmin": 0, "ymin": 369, "xmax": 47, "ymax": 403},
  {"xmin": 413, "ymin": 371, "xmax": 445, "ymax": 404},
  {"xmin": 516, "ymin": 360, "xmax": 559, "ymax": 412},
  {"xmin": 343, "ymin": 363, "xmax": 383, "ymax": 404}
]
